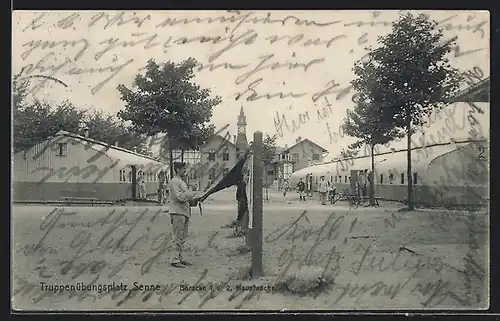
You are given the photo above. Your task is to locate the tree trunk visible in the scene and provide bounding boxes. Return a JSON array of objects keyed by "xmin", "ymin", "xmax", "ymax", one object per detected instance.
[
  {"xmin": 407, "ymin": 119, "xmax": 414, "ymax": 210},
  {"xmin": 369, "ymin": 143, "xmax": 375, "ymax": 206}
]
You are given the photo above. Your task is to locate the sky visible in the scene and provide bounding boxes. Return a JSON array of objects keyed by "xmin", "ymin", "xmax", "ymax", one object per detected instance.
[{"xmin": 12, "ymin": 10, "xmax": 490, "ymax": 160}]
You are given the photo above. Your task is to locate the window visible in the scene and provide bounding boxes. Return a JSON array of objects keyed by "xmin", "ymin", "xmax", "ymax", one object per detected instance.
[
  {"xmin": 128, "ymin": 171, "xmax": 132, "ymax": 182},
  {"xmin": 400, "ymin": 173, "xmax": 405, "ymax": 184},
  {"xmin": 380, "ymin": 174, "xmax": 384, "ymax": 184},
  {"xmin": 335, "ymin": 176, "xmax": 338, "ymax": 183},
  {"xmin": 345, "ymin": 176, "xmax": 348, "ymax": 183},
  {"xmin": 148, "ymin": 172, "xmax": 153, "ymax": 182},
  {"xmin": 292, "ymin": 153, "xmax": 299, "ymax": 162},
  {"xmin": 389, "ymin": 173, "xmax": 394, "ymax": 184},
  {"xmin": 119, "ymin": 170, "xmax": 126, "ymax": 182},
  {"xmin": 413, "ymin": 172, "xmax": 418, "ymax": 185},
  {"xmin": 223, "ymin": 149, "xmax": 229, "ymax": 161},
  {"xmin": 208, "ymin": 149, "xmax": 216, "ymax": 161},
  {"xmin": 312, "ymin": 153, "xmax": 320, "ymax": 161},
  {"xmin": 267, "ymin": 170, "xmax": 274, "ymax": 175},
  {"xmin": 56, "ymin": 143, "xmax": 67, "ymax": 157},
  {"xmin": 330, "ymin": 176, "xmax": 333, "ymax": 182}
]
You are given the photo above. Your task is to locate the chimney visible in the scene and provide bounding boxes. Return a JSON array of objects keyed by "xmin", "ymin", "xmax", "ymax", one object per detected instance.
[
  {"xmin": 133, "ymin": 147, "xmax": 137, "ymax": 153},
  {"xmin": 284, "ymin": 144, "xmax": 288, "ymax": 148},
  {"xmin": 233, "ymin": 135, "xmax": 236, "ymax": 144},
  {"xmin": 296, "ymin": 137, "xmax": 301, "ymax": 143},
  {"xmin": 115, "ymin": 142, "xmax": 119, "ymax": 147},
  {"xmin": 84, "ymin": 127, "xmax": 89, "ymax": 138}
]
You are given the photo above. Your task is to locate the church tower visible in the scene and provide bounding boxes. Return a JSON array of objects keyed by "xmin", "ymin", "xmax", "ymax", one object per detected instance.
[{"xmin": 235, "ymin": 105, "xmax": 248, "ymax": 152}]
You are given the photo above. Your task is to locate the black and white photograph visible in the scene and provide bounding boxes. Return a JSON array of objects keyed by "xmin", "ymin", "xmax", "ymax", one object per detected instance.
[{"xmin": 11, "ymin": 10, "xmax": 489, "ymax": 310}]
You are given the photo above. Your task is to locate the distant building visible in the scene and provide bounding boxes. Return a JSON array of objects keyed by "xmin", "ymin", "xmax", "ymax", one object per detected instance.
[
  {"xmin": 195, "ymin": 134, "xmax": 238, "ymax": 190},
  {"xmin": 158, "ymin": 107, "xmax": 247, "ymax": 191},
  {"xmin": 266, "ymin": 137, "xmax": 328, "ymax": 187}
]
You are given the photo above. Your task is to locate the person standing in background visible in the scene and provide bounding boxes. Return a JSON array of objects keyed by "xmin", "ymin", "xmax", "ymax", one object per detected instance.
[
  {"xmin": 158, "ymin": 170, "xmax": 167, "ymax": 205},
  {"xmin": 358, "ymin": 170, "xmax": 367, "ymax": 204},
  {"xmin": 235, "ymin": 166, "xmax": 250, "ymax": 235},
  {"xmin": 318, "ymin": 176, "xmax": 329, "ymax": 205},
  {"xmin": 297, "ymin": 177, "xmax": 306, "ymax": 201},
  {"xmin": 137, "ymin": 171, "xmax": 146, "ymax": 200},
  {"xmin": 306, "ymin": 174, "xmax": 312, "ymax": 197},
  {"xmin": 283, "ymin": 179, "xmax": 290, "ymax": 197},
  {"xmin": 329, "ymin": 181, "xmax": 337, "ymax": 204}
]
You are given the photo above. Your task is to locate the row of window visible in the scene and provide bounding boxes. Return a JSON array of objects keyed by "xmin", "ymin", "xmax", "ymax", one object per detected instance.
[
  {"xmin": 310, "ymin": 172, "xmax": 419, "ymax": 185},
  {"xmin": 279, "ymin": 153, "xmax": 320, "ymax": 162},
  {"xmin": 119, "ymin": 170, "xmax": 163, "ymax": 183},
  {"xmin": 207, "ymin": 149, "xmax": 230, "ymax": 162}
]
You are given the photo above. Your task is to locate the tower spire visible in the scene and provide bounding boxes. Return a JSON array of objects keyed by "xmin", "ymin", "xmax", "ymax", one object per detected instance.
[
  {"xmin": 237, "ymin": 105, "xmax": 247, "ymax": 126},
  {"xmin": 236, "ymin": 105, "xmax": 248, "ymax": 151}
]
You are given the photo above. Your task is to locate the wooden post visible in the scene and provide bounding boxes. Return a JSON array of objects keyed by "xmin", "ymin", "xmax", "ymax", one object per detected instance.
[{"xmin": 251, "ymin": 131, "xmax": 263, "ymax": 278}]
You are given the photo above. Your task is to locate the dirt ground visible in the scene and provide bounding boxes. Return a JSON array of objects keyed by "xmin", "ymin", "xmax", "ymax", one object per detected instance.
[{"xmin": 12, "ymin": 189, "xmax": 489, "ymax": 311}]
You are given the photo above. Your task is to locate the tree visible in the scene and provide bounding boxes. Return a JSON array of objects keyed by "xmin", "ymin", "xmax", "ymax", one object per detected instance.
[
  {"xmin": 262, "ymin": 134, "xmax": 277, "ymax": 201},
  {"xmin": 117, "ymin": 58, "xmax": 221, "ymax": 178},
  {"xmin": 355, "ymin": 12, "xmax": 463, "ymax": 210},
  {"xmin": 13, "ymin": 76, "xmax": 87, "ymax": 152},
  {"xmin": 342, "ymin": 100, "xmax": 402, "ymax": 206},
  {"xmin": 173, "ymin": 123, "xmax": 215, "ymax": 161},
  {"xmin": 84, "ymin": 110, "xmax": 152, "ymax": 155},
  {"xmin": 12, "ymin": 77, "xmax": 150, "ymax": 155}
]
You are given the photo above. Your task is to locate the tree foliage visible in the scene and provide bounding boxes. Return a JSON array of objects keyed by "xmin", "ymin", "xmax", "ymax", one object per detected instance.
[
  {"xmin": 350, "ymin": 12, "xmax": 464, "ymax": 209},
  {"xmin": 84, "ymin": 110, "xmax": 152, "ymax": 155},
  {"xmin": 262, "ymin": 134, "xmax": 277, "ymax": 200},
  {"xmin": 117, "ymin": 58, "xmax": 221, "ymax": 176},
  {"xmin": 13, "ymin": 76, "xmax": 86, "ymax": 152},
  {"xmin": 262, "ymin": 134, "xmax": 278, "ymax": 165},
  {"xmin": 13, "ymin": 77, "xmax": 150, "ymax": 155},
  {"xmin": 357, "ymin": 13, "xmax": 463, "ymax": 129}
]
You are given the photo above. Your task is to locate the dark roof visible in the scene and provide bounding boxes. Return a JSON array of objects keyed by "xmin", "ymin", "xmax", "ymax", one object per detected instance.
[
  {"xmin": 323, "ymin": 138, "xmax": 488, "ymax": 165},
  {"xmin": 282, "ymin": 139, "xmax": 328, "ymax": 153}
]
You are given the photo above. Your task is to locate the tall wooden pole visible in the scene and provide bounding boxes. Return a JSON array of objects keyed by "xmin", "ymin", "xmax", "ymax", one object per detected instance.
[{"xmin": 251, "ymin": 131, "xmax": 263, "ymax": 278}]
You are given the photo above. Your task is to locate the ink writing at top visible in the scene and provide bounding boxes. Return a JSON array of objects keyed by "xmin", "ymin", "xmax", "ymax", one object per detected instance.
[
  {"xmin": 20, "ymin": 39, "xmax": 90, "ymax": 61},
  {"xmin": 207, "ymin": 29, "xmax": 258, "ymax": 63},
  {"xmin": 94, "ymin": 33, "xmax": 160, "ymax": 61},
  {"xmin": 88, "ymin": 12, "xmax": 152, "ymax": 30},
  {"xmin": 233, "ymin": 53, "xmax": 325, "ymax": 86},
  {"xmin": 57, "ymin": 13, "xmax": 81, "ymax": 30},
  {"xmin": 235, "ymin": 78, "xmax": 307, "ymax": 103},
  {"xmin": 22, "ymin": 13, "xmax": 46, "ymax": 32}
]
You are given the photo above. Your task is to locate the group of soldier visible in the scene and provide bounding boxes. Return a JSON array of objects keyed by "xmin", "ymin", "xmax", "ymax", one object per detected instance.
[
  {"xmin": 135, "ymin": 170, "xmax": 169, "ymax": 204},
  {"xmin": 294, "ymin": 170, "xmax": 370, "ymax": 205}
]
